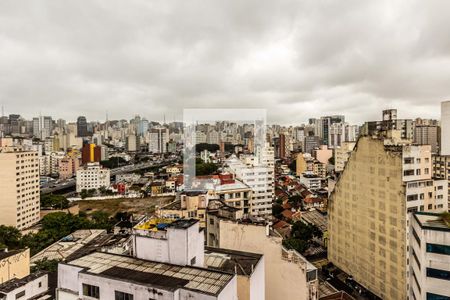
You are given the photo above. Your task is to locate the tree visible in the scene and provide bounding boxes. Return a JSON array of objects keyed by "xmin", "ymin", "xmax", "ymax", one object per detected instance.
[
  {"xmin": 272, "ymin": 203, "xmax": 284, "ymax": 220},
  {"xmin": 0, "ymin": 226, "xmax": 22, "ymax": 250},
  {"xmin": 31, "ymin": 258, "xmax": 59, "ymax": 272},
  {"xmin": 283, "ymin": 238, "xmax": 309, "ymax": 253},
  {"xmin": 41, "ymin": 194, "xmax": 69, "ymax": 209},
  {"xmin": 196, "ymin": 162, "xmax": 218, "ymax": 176},
  {"xmin": 196, "ymin": 143, "xmax": 220, "ymax": 153},
  {"xmin": 90, "ymin": 211, "xmax": 112, "ymax": 231}
]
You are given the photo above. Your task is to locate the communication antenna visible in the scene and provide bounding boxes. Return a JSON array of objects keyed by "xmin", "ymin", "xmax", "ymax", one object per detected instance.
[{"xmin": 1, "ymin": 104, "xmax": 4, "ymax": 117}]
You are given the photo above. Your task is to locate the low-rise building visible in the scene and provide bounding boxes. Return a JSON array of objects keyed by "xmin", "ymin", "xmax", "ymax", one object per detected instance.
[
  {"xmin": 57, "ymin": 251, "xmax": 237, "ymax": 300},
  {"xmin": 300, "ymin": 173, "xmax": 322, "ymax": 190},
  {"xmin": 206, "ymin": 205, "xmax": 319, "ymax": 300},
  {"xmin": 0, "ymin": 271, "xmax": 48, "ymax": 300}
]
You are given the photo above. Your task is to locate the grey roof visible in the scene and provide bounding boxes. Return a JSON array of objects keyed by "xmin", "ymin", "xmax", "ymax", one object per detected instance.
[{"xmin": 66, "ymin": 252, "xmax": 234, "ymax": 296}]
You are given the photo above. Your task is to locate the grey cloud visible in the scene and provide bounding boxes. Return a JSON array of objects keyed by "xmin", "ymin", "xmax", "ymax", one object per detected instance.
[{"xmin": 0, "ymin": 0, "xmax": 448, "ymax": 125}]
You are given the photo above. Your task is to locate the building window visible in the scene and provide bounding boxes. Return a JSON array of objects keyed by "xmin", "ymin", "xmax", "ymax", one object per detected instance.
[
  {"xmin": 426, "ymin": 268, "xmax": 450, "ymax": 281},
  {"xmin": 426, "ymin": 243, "xmax": 450, "ymax": 256},
  {"xmin": 15, "ymin": 291, "xmax": 25, "ymax": 299},
  {"xmin": 115, "ymin": 291, "xmax": 133, "ymax": 300},
  {"xmin": 426, "ymin": 292, "xmax": 450, "ymax": 300},
  {"xmin": 82, "ymin": 284, "xmax": 100, "ymax": 299}
]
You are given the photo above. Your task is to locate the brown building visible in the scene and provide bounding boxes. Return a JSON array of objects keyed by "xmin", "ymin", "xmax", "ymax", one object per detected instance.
[{"xmin": 81, "ymin": 143, "xmax": 101, "ymax": 165}]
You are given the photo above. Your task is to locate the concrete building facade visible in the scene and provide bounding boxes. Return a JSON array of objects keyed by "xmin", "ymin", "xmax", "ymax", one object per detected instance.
[
  {"xmin": 0, "ymin": 149, "xmax": 40, "ymax": 229},
  {"xmin": 328, "ymin": 136, "xmax": 445, "ymax": 300},
  {"xmin": 409, "ymin": 212, "xmax": 450, "ymax": 300}
]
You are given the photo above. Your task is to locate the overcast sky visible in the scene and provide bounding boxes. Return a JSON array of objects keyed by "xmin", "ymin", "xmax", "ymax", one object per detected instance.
[{"xmin": 0, "ymin": 1, "xmax": 449, "ymax": 125}]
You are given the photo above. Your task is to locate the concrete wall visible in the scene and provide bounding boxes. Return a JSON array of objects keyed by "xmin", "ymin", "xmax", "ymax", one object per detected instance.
[
  {"xmin": 218, "ymin": 221, "xmax": 315, "ymax": 300},
  {"xmin": 2, "ymin": 273, "xmax": 48, "ymax": 300},
  {"xmin": 0, "ymin": 249, "xmax": 30, "ymax": 284},
  {"xmin": 249, "ymin": 255, "xmax": 265, "ymax": 300}
]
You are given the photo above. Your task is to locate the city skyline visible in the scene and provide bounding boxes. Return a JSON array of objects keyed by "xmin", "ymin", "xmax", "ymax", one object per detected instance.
[{"xmin": 1, "ymin": 1, "xmax": 449, "ymax": 124}]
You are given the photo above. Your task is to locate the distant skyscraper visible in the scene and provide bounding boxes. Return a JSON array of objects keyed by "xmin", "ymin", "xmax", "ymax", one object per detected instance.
[
  {"xmin": 414, "ymin": 125, "xmax": 439, "ymax": 153},
  {"xmin": 77, "ymin": 116, "xmax": 88, "ymax": 137}
]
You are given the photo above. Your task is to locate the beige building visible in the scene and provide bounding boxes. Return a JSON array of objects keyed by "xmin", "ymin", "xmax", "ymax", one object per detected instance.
[
  {"xmin": 0, "ymin": 249, "xmax": 30, "ymax": 284},
  {"xmin": 296, "ymin": 153, "xmax": 308, "ymax": 176},
  {"xmin": 0, "ymin": 149, "xmax": 40, "ymax": 229},
  {"xmin": 328, "ymin": 136, "xmax": 445, "ymax": 300},
  {"xmin": 207, "ymin": 205, "xmax": 319, "ymax": 300},
  {"xmin": 432, "ymin": 155, "xmax": 450, "ymax": 210}
]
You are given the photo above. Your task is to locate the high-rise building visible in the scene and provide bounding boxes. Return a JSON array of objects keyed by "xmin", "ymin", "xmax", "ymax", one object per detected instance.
[
  {"xmin": 76, "ymin": 116, "xmax": 88, "ymax": 137},
  {"xmin": 441, "ymin": 101, "xmax": 450, "ymax": 156},
  {"xmin": 414, "ymin": 125, "xmax": 440, "ymax": 154},
  {"xmin": 328, "ymin": 135, "xmax": 445, "ymax": 300},
  {"xmin": 149, "ymin": 127, "xmax": 169, "ymax": 153},
  {"xmin": 304, "ymin": 135, "xmax": 321, "ymax": 154},
  {"xmin": 81, "ymin": 143, "xmax": 102, "ymax": 165},
  {"xmin": 0, "ymin": 149, "xmax": 40, "ymax": 229},
  {"xmin": 334, "ymin": 141, "xmax": 356, "ymax": 173},
  {"xmin": 226, "ymin": 151, "xmax": 274, "ymax": 217},
  {"xmin": 320, "ymin": 115, "xmax": 345, "ymax": 146}
]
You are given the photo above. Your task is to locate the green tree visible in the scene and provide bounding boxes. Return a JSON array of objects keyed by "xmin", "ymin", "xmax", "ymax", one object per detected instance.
[
  {"xmin": 283, "ymin": 238, "xmax": 309, "ymax": 253},
  {"xmin": 272, "ymin": 203, "xmax": 284, "ymax": 220},
  {"xmin": 31, "ymin": 258, "xmax": 59, "ymax": 272},
  {"xmin": 0, "ymin": 225, "xmax": 22, "ymax": 250},
  {"xmin": 90, "ymin": 211, "xmax": 112, "ymax": 231},
  {"xmin": 41, "ymin": 194, "xmax": 69, "ymax": 209},
  {"xmin": 196, "ymin": 162, "xmax": 218, "ymax": 176}
]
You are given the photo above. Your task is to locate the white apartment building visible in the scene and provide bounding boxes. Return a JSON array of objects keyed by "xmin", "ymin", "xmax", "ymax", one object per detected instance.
[
  {"xmin": 76, "ymin": 162, "xmax": 110, "ymax": 193},
  {"xmin": 0, "ymin": 149, "xmax": 40, "ymax": 229},
  {"xmin": 226, "ymin": 155, "xmax": 274, "ymax": 217},
  {"xmin": 300, "ymin": 173, "xmax": 322, "ymax": 190},
  {"xmin": 57, "ymin": 218, "xmax": 240, "ymax": 300},
  {"xmin": 409, "ymin": 212, "xmax": 450, "ymax": 300}
]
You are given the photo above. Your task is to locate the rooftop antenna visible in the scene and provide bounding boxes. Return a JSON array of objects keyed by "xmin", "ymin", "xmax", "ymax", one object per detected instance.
[
  {"xmin": 163, "ymin": 114, "xmax": 166, "ymax": 125},
  {"xmin": 1, "ymin": 104, "xmax": 4, "ymax": 117}
]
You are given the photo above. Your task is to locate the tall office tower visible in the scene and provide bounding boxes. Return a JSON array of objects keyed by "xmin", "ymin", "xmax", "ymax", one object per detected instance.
[
  {"xmin": 320, "ymin": 115, "xmax": 345, "ymax": 146},
  {"xmin": 414, "ymin": 125, "xmax": 439, "ymax": 154},
  {"xmin": 278, "ymin": 133, "xmax": 287, "ymax": 159},
  {"xmin": 441, "ymin": 101, "xmax": 450, "ymax": 156},
  {"xmin": 9, "ymin": 114, "xmax": 21, "ymax": 135},
  {"xmin": 77, "ymin": 116, "xmax": 88, "ymax": 137},
  {"xmin": 32, "ymin": 117, "xmax": 40, "ymax": 138},
  {"xmin": 56, "ymin": 119, "xmax": 66, "ymax": 131},
  {"xmin": 328, "ymin": 135, "xmax": 445, "ymax": 300},
  {"xmin": 149, "ymin": 127, "xmax": 169, "ymax": 153},
  {"xmin": 41, "ymin": 116, "xmax": 53, "ymax": 139},
  {"xmin": 137, "ymin": 118, "xmax": 149, "ymax": 136},
  {"xmin": 304, "ymin": 135, "xmax": 321, "ymax": 154},
  {"xmin": 0, "ymin": 149, "xmax": 40, "ymax": 229}
]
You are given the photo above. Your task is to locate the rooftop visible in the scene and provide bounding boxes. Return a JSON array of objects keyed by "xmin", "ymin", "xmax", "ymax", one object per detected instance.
[
  {"xmin": 134, "ymin": 218, "xmax": 199, "ymax": 232},
  {"xmin": 204, "ymin": 247, "xmax": 263, "ymax": 276},
  {"xmin": 66, "ymin": 252, "xmax": 233, "ymax": 296},
  {"xmin": 0, "ymin": 249, "xmax": 25, "ymax": 261},
  {"xmin": 0, "ymin": 271, "xmax": 47, "ymax": 294},
  {"xmin": 414, "ymin": 212, "xmax": 450, "ymax": 231},
  {"xmin": 31, "ymin": 229, "xmax": 107, "ymax": 264}
]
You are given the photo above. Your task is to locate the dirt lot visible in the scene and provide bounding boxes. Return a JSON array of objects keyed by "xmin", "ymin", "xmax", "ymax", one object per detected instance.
[{"xmin": 76, "ymin": 196, "xmax": 175, "ymax": 217}]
